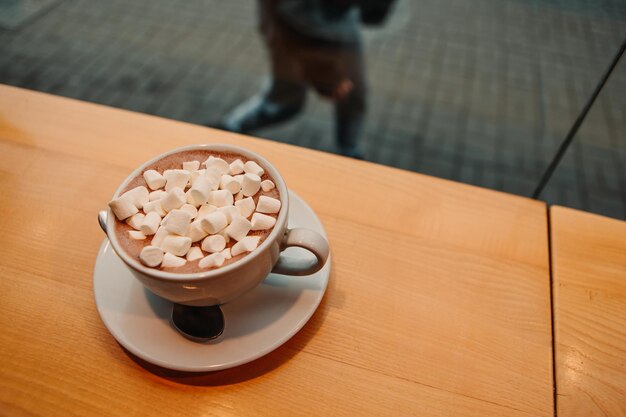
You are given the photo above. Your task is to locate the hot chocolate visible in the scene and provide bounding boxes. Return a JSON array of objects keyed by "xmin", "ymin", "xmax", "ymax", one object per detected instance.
[{"xmin": 110, "ymin": 149, "xmax": 281, "ymax": 274}]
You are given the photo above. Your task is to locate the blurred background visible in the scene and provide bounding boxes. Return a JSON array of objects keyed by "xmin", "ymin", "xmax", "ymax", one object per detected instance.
[{"xmin": 1, "ymin": 0, "xmax": 625, "ymax": 219}]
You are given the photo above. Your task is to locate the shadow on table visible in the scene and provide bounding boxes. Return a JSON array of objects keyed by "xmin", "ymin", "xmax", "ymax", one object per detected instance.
[{"xmin": 122, "ymin": 268, "xmax": 337, "ymax": 385}]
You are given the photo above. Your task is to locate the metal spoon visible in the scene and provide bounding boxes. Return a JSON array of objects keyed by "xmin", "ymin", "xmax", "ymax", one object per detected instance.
[{"xmin": 171, "ymin": 303, "xmax": 225, "ymax": 342}]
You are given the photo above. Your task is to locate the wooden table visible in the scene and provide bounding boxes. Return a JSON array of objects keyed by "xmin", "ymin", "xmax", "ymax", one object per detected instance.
[
  {"xmin": 551, "ymin": 206, "xmax": 626, "ymax": 416},
  {"xmin": 0, "ymin": 84, "xmax": 553, "ymax": 417}
]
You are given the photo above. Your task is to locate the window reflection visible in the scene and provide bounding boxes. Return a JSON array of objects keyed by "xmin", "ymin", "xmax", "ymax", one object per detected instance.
[{"xmin": 0, "ymin": 0, "xmax": 623, "ymax": 219}]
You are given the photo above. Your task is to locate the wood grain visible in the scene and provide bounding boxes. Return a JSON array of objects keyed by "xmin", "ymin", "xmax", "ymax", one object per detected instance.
[
  {"xmin": 0, "ymin": 85, "xmax": 553, "ymax": 416},
  {"xmin": 551, "ymin": 206, "xmax": 626, "ymax": 416}
]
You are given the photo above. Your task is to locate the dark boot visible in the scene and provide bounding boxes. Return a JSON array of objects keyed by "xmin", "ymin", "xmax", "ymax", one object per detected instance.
[{"xmin": 221, "ymin": 78, "xmax": 307, "ymax": 133}]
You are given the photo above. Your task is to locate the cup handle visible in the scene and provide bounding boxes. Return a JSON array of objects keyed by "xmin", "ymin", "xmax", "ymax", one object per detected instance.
[
  {"xmin": 271, "ymin": 228, "xmax": 330, "ymax": 276},
  {"xmin": 98, "ymin": 210, "xmax": 108, "ymax": 235}
]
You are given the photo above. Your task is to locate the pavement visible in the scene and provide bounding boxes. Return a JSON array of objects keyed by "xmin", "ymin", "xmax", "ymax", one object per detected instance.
[{"xmin": 1, "ymin": 0, "xmax": 625, "ymax": 219}]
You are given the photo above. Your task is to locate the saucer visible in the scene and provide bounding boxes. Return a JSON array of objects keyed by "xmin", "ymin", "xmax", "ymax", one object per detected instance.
[{"xmin": 93, "ymin": 190, "xmax": 330, "ymax": 372}]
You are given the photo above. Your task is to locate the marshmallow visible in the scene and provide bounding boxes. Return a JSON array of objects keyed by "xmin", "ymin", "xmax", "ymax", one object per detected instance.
[
  {"xmin": 242, "ymin": 173, "xmax": 261, "ymax": 197},
  {"xmin": 220, "ymin": 248, "xmax": 232, "ymax": 260},
  {"xmin": 225, "ymin": 216, "xmax": 252, "ymax": 241},
  {"xmin": 197, "ymin": 204, "xmax": 217, "ymax": 219},
  {"xmin": 140, "ymin": 246, "xmax": 163, "ymax": 267},
  {"xmin": 217, "ymin": 205, "xmax": 239, "ymax": 223},
  {"xmin": 109, "ymin": 196, "xmax": 138, "ymax": 221},
  {"xmin": 198, "ymin": 252, "xmax": 225, "ymax": 269},
  {"xmin": 151, "ymin": 226, "xmax": 169, "ymax": 248},
  {"xmin": 186, "ymin": 246, "xmax": 204, "ymax": 261},
  {"xmin": 128, "ymin": 230, "xmax": 146, "ymax": 240},
  {"xmin": 162, "ymin": 209, "xmax": 192, "ymax": 236},
  {"xmin": 189, "ymin": 169, "xmax": 206, "ymax": 185},
  {"xmin": 189, "ymin": 175, "xmax": 212, "ymax": 206},
  {"xmin": 160, "ymin": 235, "xmax": 192, "ymax": 257},
  {"xmin": 164, "ymin": 169, "xmax": 190, "ymax": 191},
  {"xmin": 140, "ymin": 211, "xmax": 161, "ymax": 236},
  {"xmin": 251, "ymin": 213, "xmax": 276, "ymax": 231},
  {"xmin": 261, "ymin": 180, "xmax": 275, "ymax": 192},
  {"xmin": 161, "ymin": 252, "xmax": 187, "ymax": 268},
  {"xmin": 185, "ymin": 190, "xmax": 201, "ymax": 208},
  {"xmin": 231, "ymin": 236, "xmax": 261, "ymax": 256},
  {"xmin": 143, "ymin": 170, "xmax": 166, "ymax": 190},
  {"xmin": 149, "ymin": 190, "xmax": 167, "ymax": 201},
  {"xmin": 187, "ymin": 220, "xmax": 208, "ymax": 242},
  {"xmin": 143, "ymin": 200, "xmax": 167, "ymax": 217},
  {"xmin": 217, "ymin": 229, "xmax": 230, "ymax": 244},
  {"xmin": 220, "ymin": 174, "xmax": 242, "ymax": 195},
  {"xmin": 234, "ymin": 191, "xmax": 244, "ymax": 201},
  {"xmin": 208, "ymin": 190, "xmax": 234, "ymax": 208},
  {"xmin": 161, "ymin": 188, "xmax": 186, "ymax": 212},
  {"xmin": 200, "ymin": 211, "xmax": 228, "ymax": 234},
  {"xmin": 229, "ymin": 159, "xmax": 244, "ymax": 175},
  {"xmin": 201, "ymin": 234, "xmax": 226, "ymax": 253},
  {"xmin": 180, "ymin": 204, "xmax": 198, "ymax": 219},
  {"xmin": 235, "ymin": 197, "xmax": 255, "ymax": 218},
  {"xmin": 121, "ymin": 186, "xmax": 149, "ymax": 209},
  {"xmin": 256, "ymin": 195, "xmax": 281, "ymax": 214},
  {"xmin": 204, "ymin": 167, "xmax": 222, "ymax": 190},
  {"xmin": 125, "ymin": 213, "xmax": 145, "ymax": 230},
  {"xmin": 233, "ymin": 174, "xmax": 244, "ymax": 185},
  {"xmin": 244, "ymin": 160, "xmax": 265, "ymax": 176},
  {"xmin": 182, "ymin": 160, "xmax": 200, "ymax": 172},
  {"xmin": 203, "ymin": 156, "xmax": 230, "ymax": 175}
]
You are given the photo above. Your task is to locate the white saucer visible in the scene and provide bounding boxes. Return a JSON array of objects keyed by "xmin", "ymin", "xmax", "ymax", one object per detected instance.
[{"xmin": 93, "ymin": 191, "xmax": 330, "ymax": 372}]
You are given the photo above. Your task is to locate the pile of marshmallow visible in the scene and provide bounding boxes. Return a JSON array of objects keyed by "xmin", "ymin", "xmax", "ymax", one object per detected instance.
[{"xmin": 108, "ymin": 155, "xmax": 281, "ymax": 269}]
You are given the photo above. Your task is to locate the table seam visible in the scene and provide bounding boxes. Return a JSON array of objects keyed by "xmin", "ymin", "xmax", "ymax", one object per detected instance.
[{"xmin": 548, "ymin": 205, "xmax": 558, "ymax": 417}]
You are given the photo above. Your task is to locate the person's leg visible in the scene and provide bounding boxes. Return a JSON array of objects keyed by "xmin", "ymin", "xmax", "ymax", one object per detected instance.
[
  {"xmin": 335, "ymin": 97, "xmax": 365, "ymax": 158},
  {"xmin": 221, "ymin": 77, "xmax": 307, "ymax": 133},
  {"xmin": 334, "ymin": 48, "xmax": 367, "ymax": 158},
  {"xmin": 222, "ymin": 1, "xmax": 307, "ymax": 134}
]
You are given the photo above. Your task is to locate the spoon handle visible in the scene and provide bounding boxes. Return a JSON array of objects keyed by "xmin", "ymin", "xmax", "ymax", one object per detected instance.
[{"xmin": 171, "ymin": 304, "xmax": 225, "ymax": 342}]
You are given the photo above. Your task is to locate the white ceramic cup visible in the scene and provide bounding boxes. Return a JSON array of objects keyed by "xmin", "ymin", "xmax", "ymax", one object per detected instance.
[{"xmin": 98, "ymin": 144, "xmax": 329, "ymax": 307}]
